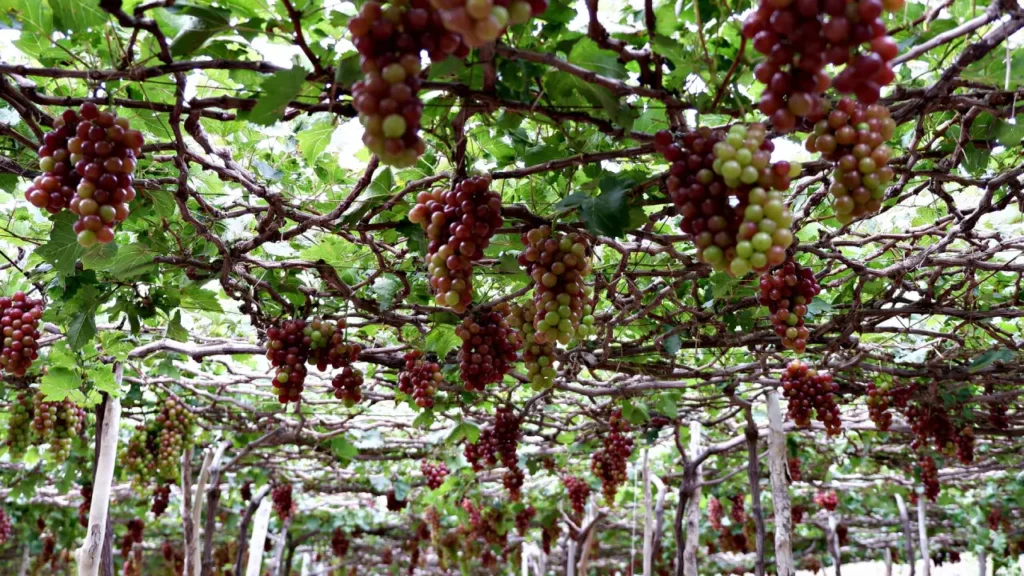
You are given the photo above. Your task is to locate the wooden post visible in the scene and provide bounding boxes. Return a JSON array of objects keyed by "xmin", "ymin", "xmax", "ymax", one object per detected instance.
[
  {"xmin": 271, "ymin": 515, "xmax": 292, "ymax": 576},
  {"xmin": 918, "ymin": 494, "xmax": 930, "ymax": 576},
  {"xmin": 883, "ymin": 548, "xmax": 892, "ymax": 576},
  {"xmin": 827, "ymin": 510, "xmax": 842, "ymax": 576},
  {"xmin": 683, "ymin": 421, "xmax": 702, "ymax": 576},
  {"xmin": 766, "ymin": 392, "xmax": 794, "ymax": 576},
  {"xmin": 245, "ymin": 497, "xmax": 274, "ymax": 576},
  {"xmin": 643, "ymin": 450, "xmax": 653, "ymax": 576},
  {"xmin": 894, "ymin": 494, "xmax": 915, "ymax": 576},
  {"xmin": 977, "ymin": 548, "xmax": 986, "ymax": 576},
  {"xmin": 76, "ymin": 374, "xmax": 122, "ymax": 576},
  {"xmin": 743, "ymin": 407, "xmax": 766, "ymax": 576},
  {"xmin": 235, "ymin": 486, "xmax": 271, "ymax": 575}
]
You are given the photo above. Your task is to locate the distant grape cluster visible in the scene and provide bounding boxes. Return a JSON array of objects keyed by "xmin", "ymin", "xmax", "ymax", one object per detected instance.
[
  {"xmin": 0, "ymin": 506, "xmax": 11, "ymax": 545},
  {"xmin": 151, "ymin": 484, "xmax": 170, "ymax": 518},
  {"xmin": 904, "ymin": 400, "xmax": 961, "ymax": 455},
  {"xmin": 399, "ymin": 351, "xmax": 442, "ymax": 408},
  {"xmin": 781, "ymin": 359, "xmax": 841, "ymax": 436},
  {"xmin": 409, "ymin": 176, "xmax": 503, "ymax": 313},
  {"xmin": 120, "ymin": 519, "xmax": 145, "ymax": 576},
  {"xmin": 455, "ymin": 304, "xmax": 521, "ymax": 391},
  {"xmin": 729, "ymin": 494, "xmax": 746, "ymax": 524},
  {"xmin": 759, "ymin": 258, "xmax": 820, "ymax": 352},
  {"xmin": 79, "ymin": 484, "xmax": 92, "ymax": 527},
  {"xmin": 590, "ymin": 409, "xmax": 634, "ymax": 504},
  {"xmin": 805, "ymin": 99, "xmax": 896, "ymax": 223},
  {"xmin": 708, "ymin": 496, "xmax": 723, "ymax": 530},
  {"xmin": 431, "ymin": 0, "xmax": 547, "ymax": 47},
  {"xmin": 787, "ymin": 457, "xmax": 802, "ymax": 482},
  {"xmin": 5, "ymin": 391, "xmax": 35, "ymax": 457},
  {"xmin": 265, "ymin": 317, "xmax": 358, "ymax": 403},
  {"xmin": 742, "ymin": 0, "xmax": 903, "ymax": 132},
  {"xmin": 514, "ymin": 505, "xmax": 536, "ymax": 536},
  {"xmin": 386, "ymin": 488, "xmax": 407, "ymax": 511},
  {"xmin": 918, "ymin": 455, "xmax": 939, "ymax": 501},
  {"xmin": 332, "ymin": 527, "xmax": 350, "ymax": 558},
  {"xmin": 791, "ymin": 504, "xmax": 806, "ymax": 524},
  {"xmin": 655, "ymin": 126, "xmax": 799, "ymax": 276},
  {"xmin": 331, "ymin": 365, "xmax": 365, "ymax": 407},
  {"xmin": 985, "ymin": 383, "xmax": 1009, "ymax": 430},
  {"xmin": 272, "ymin": 484, "xmax": 295, "ymax": 520},
  {"xmin": 421, "ymin": 460, "xmax": 449, "ymax": 489},
  {"xmin": 867, "ymin": 382, "xmax": 893, "ymax": 431},
  {"xmin": 464, "ymin": 406, "xmax": 525, "ymax": 500},
  {"xmin": 814, "ymin": 490, "xmax": 838, "ymax": 512},
  {"xmin": 123, "ymin": 396, "xmax": 195, "ymax": 485},
  {"xmin": 563, "ymin": 475, "xmax": 590, "ymax": 516},
  {"xmin": 1, "ymin": 293, "xmax": 44, "ymax": 377},
  {"xmin": 31, "ymin": 392, "xmax": 86, "ymax": 462}
]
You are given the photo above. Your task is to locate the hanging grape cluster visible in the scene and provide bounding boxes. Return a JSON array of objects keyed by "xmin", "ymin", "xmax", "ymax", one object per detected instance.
[
  {"xmin": 431, "ymin": 0, "xmax": 547, "ymax": 47},
  {"xmin": 332, "ymin": 365, "xmax": 365, "ymax": 407},
  {"xmin": 398, "ymin": 351, "xmax": 442, "ymax": 408},
  {"xmin": 31, "ymin": 392, "xmax": 86, "ymax": 462},
  {"xmin": 332, "ymin": 528, "xmax": 350, "ymax": 558},
  {"xmin": 79, "ymin": 484, "xmax": 92, "ymax": 527},
  {"xmin": 781, "ymin": 359, "xmax": 842, "ymax": 436},
  {"xmin": 265, "ymin": 317, "xmax": 358, "ymax": 404},
  {"xmin": 514, "ymin": 505, "xmax": 536, "ymax": 536},
  {"xmin": 759, "ymin": 258, "xmax": 820, "ymax": 352},
  {"xmin": 742, "ymin": 0, "xmax": 903, "ymax": 132},
  {"xmin": 349, "ymin": 1, "xmax": 465, "ymax": 167},
  {"xmin": 507, "ymin": 300, "xmax": 557, "ymax": 391},
  {"xmin": 1, "ymin": 293, "xmax": 44, "ymax": 377},
  {"xmin": 5, "ymin": 391, "xmax": 35, "ymax": 457},
  {"xmin": 421, "ymin": 460, "xmax": 450, "ymax": 489},
  {"xmin": 655, "ymin": 126, "xmax": 799, "ymax": 276},
  {"xmin": 867, "ymin": 381, "xmax": 893, "ymax": 431},
  {"xmin": 151, "ymin": 484, "xmax": 170, "ymax": 518},
  {"xmin": 563, "ymin": 475, "xmax": 590, "ymax": 517},
  {"xmin": 729, "ymin": 494, "xmax": 746, "ymax": 523},
  {"xmin": 814, "ymin": 490, "xmax": 838, "ymax": 511},
  {"xmin": 985, "ymin": 382, "xmax": 1009, "ymax": 430},
  {"xmin": 386, "ymin": 488, "xmax": 407, "ymax": 511},
  {"xmin": 123, "ymin": 396, "xmax": 195, "ymax": 485},
  {"xmin": 788, "ymin": 457, "xmax": 802, "ymax": 482},
  {"xmin": 272, "ymin": 484, "xmax": 295, "ymax": 520},
  {"xmin": 408, "ymin": 175, "xmax": 503, "ymax": 313},
  {"xmin": 463, "ymin": 407, "xmax": 525, "ymax": 500},
  {"xmin": 791, "ymin": 504, "xmax": 806, "ymax": 524},
  {"xmin": 590, "ymin": 409, "xmax": 634, "ymax": 504},
  {"xmin": 903, "ymin": 398, "xmax": 969, "ymax": 460},
  {"xmin": 0, "ymin": 506, "xmax": 10, "ymax": 545},
  {"xmin": 708, "ymin": 496, "xmax": 723, "ymax": 530},
  {"xmin": 805, "ymin": 99, "xmax": 896, "ymax": 223},
  {"xmin": 455, "ymin": 304, "xmax": 521, "ymax": 392},
  {"xmin": 917, "ymin": 455, "xmax": 939, "ymax": 501},
  {"xmin": 120, "ymin": 519, "xmax": 145, "ymax": 576}
]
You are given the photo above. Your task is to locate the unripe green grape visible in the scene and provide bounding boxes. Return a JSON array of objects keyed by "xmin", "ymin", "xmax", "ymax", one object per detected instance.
[{"xmin": 730, "ymin": 257, "xmax": 751, "ymax": 276}]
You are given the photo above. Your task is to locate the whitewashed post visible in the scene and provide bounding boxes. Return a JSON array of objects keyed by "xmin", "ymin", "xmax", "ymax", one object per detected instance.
[
  {"xmin": 918, "ymin": 494, "xmax": 930, "ymax": 576},
  {"xmin": 766, "ymin": 392, "xmax": 794, "ymax": 576},
  {"xmin": 245, "ymin": 497, "xmax": 274, "ymax": 576},
  {"xmin": 683, "ymin": 421, "xmax": 702, "ymax": 576},
  {"xmin": 76, "ymin": 384, "xmax": 122, "ymax": 576}
]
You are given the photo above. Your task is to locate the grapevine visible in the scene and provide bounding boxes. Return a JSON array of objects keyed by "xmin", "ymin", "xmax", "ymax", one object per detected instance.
[
  {"xmin": 455, "ymin": 304, "xmax": 521, "ymax": 392},
  {"xmin": 805, "ymin": 99, "xmax": 896, "ymax": 223},
  {"xmin": 0, "ymin": 292, "xmax": 44, "ymax": 377},
  {"xmin": 781, "ymin": 359, "xmax": 842, "ymax": 436},
  {"xmin": 398, "ymin": 351, "xmax": 442, "ymax": 408},
  {"xmin": 759, "ymin": 258, "xmax": 820, "ymax": 352},
  {"xmin": 421, "ymin": 460, "xmax": 450, "ymax": 489},
  {"xmin": 408, "ymin": 175, "xmax": 503, "ymax": 313},
  {"xmin": 590, "ymin": 409, "xmax": 634, "ymax": 504}
]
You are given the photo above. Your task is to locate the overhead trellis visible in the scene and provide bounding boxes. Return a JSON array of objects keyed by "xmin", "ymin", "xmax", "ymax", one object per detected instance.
[{"xmin": 0, "ymin": 0, "xmax": 1022, "ymax": 575}]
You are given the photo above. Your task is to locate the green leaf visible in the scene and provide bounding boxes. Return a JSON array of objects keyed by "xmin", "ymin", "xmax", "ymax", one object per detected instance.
[
  {"xmin": 568, "ymin": 38, "xmax": 628, "ymax": 80},
  {"xmin": 99, "ymin": 332, "xmax": 133, "ymax": 361},
  {"xmin": 655, "ymin": 393, "xmax": 679, "ymax": 418},
  {"xmin": 66, "ymin": 310, "xmax": 97, "ymax": 350},
  {"xmin": 461, "ymin": 421, "xmax": 480, "ymax": 444},
  {"xmin": 371, "ymin": 276, "xmax": 401, "ymax": 311},
  {"xmin": 334, "ymin": 53, "xmax": 362, "ymax": 89},
  {"xmin": 248, "ymin": 67, "xmax": 309, "ymax": 126},
  {"xmin": 805, "ymin": 298, "xmax": 832, "ymax": 320},
  {"xmin": 181, "ymin": 286, "xmax": 223, "ymax": 313},
  {"xmin": 578, "ymin": 175, "xmax": 633, "ymax": 238},
  {"xmin": 49, "ymin": 0, "xmax": 106, "ymax": 34},
  {"xmin": 108, "ymin": 244, "xmax": 156, "ymax": 278},
  {"xmin": 995, "ymin": 116, "xmax": 1024, "ymax": 147},
  {"xmin": 36, "ymin": 212, "xmax": 84, "ymax": 276},
  {"xmin": 149, "ymin": 190, "xmax": 177, "ymax": 219},
  {"xmin": 297, "ymin": 117, "xmax": 335, "ymax": 163},
  {"xmin": 167, "ymin": 310, "xmax": 189, "ymax": 342},
  {"xmin": 621, "ymin": 400, "xmax": 650, "ymax": 424},
  {"xmin": 962, "ymin": 143, "xmax": 987, "ymax": 176},
  {"xmin": 969, "ymin": 348, "xmax": 1014, "ymax": 372},
  {"xmin": 81, "ymin": 242, "xmax": 118, "ymax": 271},
  {"xmin": 556, "ymin": 431, "xmax": 577, "ymax": 444},
  {"xmin": 40, "ymin": 367, "xmax": 80, "ymax": 401},
  {"xmin": 86, "ymin": 365, "xmax": 119, "ymax": 396},
  {"xmin": 425, "ymin": 325, "xmax": 460, "ymax": 361},
  {"xmin": 166, "ymin": 4, "xmax": 232, "ymax": 57},
  {"xmin": 330, "ymin": 436, "xmax": 359, "ymax": 462}
]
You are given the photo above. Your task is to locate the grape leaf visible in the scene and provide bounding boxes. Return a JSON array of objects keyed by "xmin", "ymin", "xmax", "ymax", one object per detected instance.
[
  {"xmin": 87, "ymin": 365, "xmax": 119, "ymax": 396},
  {"xmin": 36, "ymin": 212, "xmax": 84, "ymax": 277},
  {"xmin": 425, "ymin": 325, "xmax": 460, "ymax": 361},
  {"xmin": 166, "ymin": 4, "xmax": 232, "ymax": 57},
  {"xmin": 40, "ymin": 367, "xmax": 80, "ymax": 401},
  {"xmin": 167, "ymin": 310, "xmax": 188, "ymax": 342},
  {"xmin": 297, "ymin": 117, "xmax": 335, "ymax": 163},
  {"xmin": 248, "ymin": 67, "xmax": 310, "ymax": 126},
  {"xmin": 108, "ymin": 244, "xmax": 156, "ymax": 278},
  {"xmin": 66, "ymin": 309, "xmax": 97, "ymax": 350}
]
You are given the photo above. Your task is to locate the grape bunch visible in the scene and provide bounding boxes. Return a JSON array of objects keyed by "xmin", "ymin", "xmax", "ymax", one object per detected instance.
[
  {"xmin": 31, "ymin": 393, "xmax": 86, "ymax": 462},
  {"xmin": 917, "ymin": 455, "xmax": 939, "ymax": 502},
  {"xmin": 122, "ymin": 396, "xmax": 195, "ymax": 485},
  {"xmin": 463, "ymin": 427, "xmax": 498, "ymax": 471},
  {"xmin": 788, "ymin": 457, "xmax": 802, "ymax": 482},
  {"xmin": 985, "ymin": 383, "xmax": 1009, "ymax": 430},
  {"xmin": 331, "ymin": 366, "xmax": 365, "ymax": 406},
  {"xmin": 508, "ymin": 300, "xmax": 558, "ymax": 390},
  {"xmin": 514, "ymin": 505, "xmax": 536, "ymax": 536},
  {"xmin": 26, "ymin": 112, "xmax": 82, "ymax": 214},
  {"xmin": 759, "ymin": 258, "xmax": 820, "ymax": 352},
  {"xmin": 455, "ymin": 304, "xmax": 521, "ymax": 392},
  {"xmin": 1, "ymin": 293, "xmax": 44, "ymax": 377},
  {"xmin": 349, "ymin": 1, "xmax": 465, "ymax": 167},
  {"xmin": 904, "ymin": 402, "xmax": 957, "ymax": 452},
  {"xmin": 120, "ymin": 518, "xmax": 145, "ymax": 560},
  {"xmin": 151, "ymin": 484, "xmax": 170, "ymax": 518},
  {"xmin": 805, "ymin": 99, "xmax": 896, "ymax": 223},
  {"xmin": 866, "ymin": 382, "xmax": 893, "ymax": 431},
  {"xmin": 465, "ymin": 406, "xmax": 525, "ymax": 499},
  {"xmin": 5, "ymin": 391, "xmax": 35, "ymax": 457},
  {"xmin": 518, "ymin": 226, "xmax": 595, "ymax": 342},
  {"xmin": 780, "ymin": 359, "xmax": 842, "ymax": 436},
  {"xmin": 814, "ymin": 490, "xmax": 838, "ymax": 512},
  {"xmin": 954, "ymin": 427, "xmax": 974, "ymax": 465},
  {"xmin": 331, "ymin": 528, "xmax": 350, "ymax": 558},
  {"xmin": 742, "ymin": 0, "xmax": 903, "ymax": 132},
  {"xmin": 563, "ymin": 475, "xmax": 591, "ymax": 516},
  {"xmin": 0, "ymin": 506, "xmax": 10, "ymax": 545},
  {"xmin": 987, "ymin": 506, "xmax": 1006, "ymax": 532},
  {"xmin": 79, "ymin": 484, "xmax": 92, "ymax": 527},
  {"xmin": 708, "ymin": 496, "xmax": 723, "ymax": 530},
  {"xmin": 729, "ymin": 494, "xmax": 746, "ymax": 523},
  {"xmin": 541, "ymin": 522, "xmax": 561, "ymax": 554},
  {"xmin": 430, "ymin": 0, "xmax": 547, "ymax": 47},
  {"xmin": 791, "ymin": 504, "xmax": 806, "ymax": 525},
  {"xmin": 272, "ymin": 484, "xmax": 295, "ymax": 521},
  {"xmin": 421, "ymin": 460, "xmax": 450, "ymax": 489},
  {"xmin": 408, "ymin": 175, "xmax": 503, "ymax": 313},
  {"xmin": 398, "ymin": 350, "xmax": 443, "ymax": 408},
  {"xmin": 386, "ymin": 488, "xmax": 407, "ymax": 512},
  {"xmin": 655, "ymin": 127, "xmax": 799, "ymax": 276},
  {"xmin": 241, "ymin": 481, "xmax": 252, "ymax": 502},
  {"xmin": 590, "ymin": 409, "xmax": 634, "ymax": 504},
  {"xmin": 265, "ymin": 319, "xmax": 312, "ymax": 403}
]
